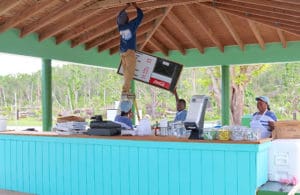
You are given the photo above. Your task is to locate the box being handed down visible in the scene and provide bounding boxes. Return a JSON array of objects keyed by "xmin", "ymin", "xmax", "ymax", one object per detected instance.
[
  {"xmin": 273, "ymin": 120, "xmax": 300, "ymax": 139},
  {"xmin": 268, "ymin": 139, "xmax": 300, "ymax": 184}
]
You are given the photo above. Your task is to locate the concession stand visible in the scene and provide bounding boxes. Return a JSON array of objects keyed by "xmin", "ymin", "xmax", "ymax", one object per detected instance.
[{"xmin": 0, "ymin": 0, "xmax": 300, "ymax": 195}]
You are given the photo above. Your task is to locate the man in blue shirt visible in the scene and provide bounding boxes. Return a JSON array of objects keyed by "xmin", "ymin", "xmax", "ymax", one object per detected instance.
[
  {"xmin": 117, "ymin": 2, "xmax": 143, "ymax": 98},
  {"xmin": 114, "ymin": 100, "xmax": 133, "ymax": 129},
  {"xmin": 174, "ymin": 99, "xmax": 188, "ymax": 122}
]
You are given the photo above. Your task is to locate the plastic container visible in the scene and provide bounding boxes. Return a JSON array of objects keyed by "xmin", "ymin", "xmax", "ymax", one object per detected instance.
[
  {"xmin": 0, "ymin": 116, "xmax": 7, "ymax": 131},
  {"xmin": 268, "ymin": 139, "xmax": 300, "ymax": 184},
  {"xmin": 203, "ymin": 128, "xmax": 217, "ymax": 140}
]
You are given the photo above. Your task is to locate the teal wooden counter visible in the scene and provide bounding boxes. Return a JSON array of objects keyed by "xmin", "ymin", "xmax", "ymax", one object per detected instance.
[{"xmin": 0, "ymin": 132, "xmax": 271, "ymax": 195}]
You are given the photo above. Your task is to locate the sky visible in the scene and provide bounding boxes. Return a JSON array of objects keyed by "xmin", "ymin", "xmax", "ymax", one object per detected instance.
[{"xmin": 0, "ymin": 52, "xmax": 66, "ymax": 76}]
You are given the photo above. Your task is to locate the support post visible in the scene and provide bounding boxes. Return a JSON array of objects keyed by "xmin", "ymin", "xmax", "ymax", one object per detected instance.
[
  {"xmin": 42, "ymin": 59, "xmax": 52, "ymax": 131},
  {"xmin": 130, "ymin": 80, "xmax": 137, "ymax": 125},
  {"xmin": 221, "ymin": 65, "xmax": 230, "ymax": 126}
]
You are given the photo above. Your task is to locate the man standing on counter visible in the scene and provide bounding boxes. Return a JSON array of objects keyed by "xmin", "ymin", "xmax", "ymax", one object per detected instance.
[{"xmin": 117, "ymin": 2, "xmax": 144, "ymax": 99}]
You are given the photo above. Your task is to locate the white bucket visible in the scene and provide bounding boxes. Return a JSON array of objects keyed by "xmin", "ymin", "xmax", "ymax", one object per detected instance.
[{"xmin": 0, "ymin": 116, "xmax": 7, "ymax": 131}]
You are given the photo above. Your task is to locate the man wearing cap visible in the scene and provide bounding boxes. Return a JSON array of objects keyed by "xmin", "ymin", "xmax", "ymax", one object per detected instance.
[
  {"xmin": 114, "ymin": 100, "xmax": 133, "ymax": 129},
  {"xmin": 117, "ymin": 2, "xmax": 143, "ymax": 98},
  {"xmin": 250, "ymin": 96, "xmax": 277, "ymax": 138}
]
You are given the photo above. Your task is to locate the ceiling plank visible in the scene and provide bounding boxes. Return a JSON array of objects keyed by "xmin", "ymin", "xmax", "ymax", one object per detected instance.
[
  {"xmin": 86, "ymin": 9, "xmax": 163, "ymax": 50},
  {"xmin": 88, "ymin": 20, "xmax": 153, "ymax": 51},
  {"xmin": 201, "ymin": 3, "xmax": 300, "ymax": 36},
  {"xmin": 55, "ymin": 11, "xmax": 115, "ymax": 45},
  {"xmin": 0, "ymin": 0, "xmax": 20, "ymax": 16},
  {"xmin": 185, "ymin": 4, "xmax": 224, "ymax": 52},
  {"xmin": 140, "ymin": 7, "xmax": 172, "ymax": 50},
  {"xmin": 248, "ymin": 20, "xmax": 265, "ymax": 49},
  {"xmin": 0, "ymin": 0, "xmax": 56, "ymax": 33},
  {"xmin": 20, "ymin": 0, "xmax": 90, "ymax": 38},
  {"xmin": 38, "ymin": 6, "xmax": 119, "ymax": 42},
  {"xmin": 232, "ymin": 0, "xmax": 300, "ymax": 13},
  {"xmin": 276, "ymin": 29, "xmax": 287, "ymax": 48},
  {"xmin": 215, "ymin": 10, "xmax": 244, "ymax": 50},
  {"xmin": 149, "ymin": 37, "xmax": 169, "ymax": 56},
  {"xmin": 211, "ymin": 1, "xmax": 300, "ymax": 24},
  {"xmin": 272, "ymin": 0, "xmax": 300, "ymax": 5},
  {"xmin": 167, "ymin": 11, "xmax": 204, "ymax": 53},
  {"xmin": 156, "ymin": 25, "xmax": 186, "ymax": 55}
]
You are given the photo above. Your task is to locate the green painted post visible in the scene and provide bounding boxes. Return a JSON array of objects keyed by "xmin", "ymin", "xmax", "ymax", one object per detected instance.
[
  {"xmin": 42, "ymin": 59, "xmax": 52, "ymax": 131},
  {"xmin": 130, "ymin": 80, "xmax": 136, "ymax": 125},
  {"xmin": 221, "ymin": 65, "xmax": 230, "ymax": 126}
]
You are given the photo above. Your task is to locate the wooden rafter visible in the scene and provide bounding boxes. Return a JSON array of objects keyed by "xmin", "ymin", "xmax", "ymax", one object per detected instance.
[
  {"xmin": 248, "ymin": 20, "xmax": 265, "ymax": 49},
  {"xmin": 167, "ymin": 11, "xmax": 204, "ymax": 53},
  {"xmin": 210, "ymin": 1, "xmax": 300, "ymax": 24},
  {"xmin": 0, "ymin": 0, "xmax": 20, "ymax": 16},
  {"xmin": 272, "ymin": 0, "xmax": 300, "ymax": 5},
  {"xmin": 185, "ymin": 4, "xmax": 224, "ymax": 52},
  {"xmin": 156, "ymin": 25, "xmax": 186, "ymax": 55},
  {"xmin": 276, "ymin": 29, "xmax": 287, "ymax": 48},
  {"xmin": 232, "ymin": 0, "xmax": 300, "ymax": 13},
  {"xmin": 20, "ymin": 0, "xmax": 90, "ymax": 38},
  {"xmin": 55, "ymin": 11, "xmax": 114, "ymax": 44},
  {"xmin": 215, "ymin": 10, "xmax": 244, "ymax": 50},
  {"xmin": 149, "ymin": 37, "xmax": 169, "ymax": 56},
  {"xmin": 201, "ymin": 2, "xmax": 300, "ymax": 36},
  {"xmin": 140, "ymin": 7, "xmax": 173, "ymax": 50},
  {"xmin": 0, "ymin": 1, "xmax": 55, "ymax": 33},
  {"xmin": 86, "ymin": 9, "xmax": 164, "ymax": 50},
  {"xmin": 38, "ymin": 7, "xmax": 119, "ymax": 42}
]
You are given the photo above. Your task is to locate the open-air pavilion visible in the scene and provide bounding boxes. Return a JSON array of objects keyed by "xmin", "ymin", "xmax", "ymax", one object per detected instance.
[{"xmin": 0, "ymin": 0, "xmax": 300, "ymax": 195}]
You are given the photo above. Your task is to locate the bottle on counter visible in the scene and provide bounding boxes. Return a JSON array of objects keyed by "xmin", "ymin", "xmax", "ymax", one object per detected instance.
[{"xmin": 154, "ymin": 121, "xmax": 160, "ymax": 136}]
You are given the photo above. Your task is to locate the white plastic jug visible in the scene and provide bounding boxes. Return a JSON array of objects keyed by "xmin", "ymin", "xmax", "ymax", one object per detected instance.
[{"xmin": 0, "ymin": 116, "xmax": 7, "ymax": 131}]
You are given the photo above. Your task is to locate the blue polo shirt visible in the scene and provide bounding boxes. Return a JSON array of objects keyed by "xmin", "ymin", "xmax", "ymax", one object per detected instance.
[{"xmin": 117, "ymin": 8, "xmax": 143, "ymax": 53}]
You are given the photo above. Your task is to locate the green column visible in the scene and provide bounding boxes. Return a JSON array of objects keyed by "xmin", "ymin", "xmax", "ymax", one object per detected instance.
[
  {"xmin": 221, "ymin": 65, "xmax": 230, "ymax": 126},
  {"xmin": 130, "ymin": 80, "xmax": 137, "ymax": 125},
  {"xmin": 42, "ymin": 59, "xmax": 52, "ymax": 131}
]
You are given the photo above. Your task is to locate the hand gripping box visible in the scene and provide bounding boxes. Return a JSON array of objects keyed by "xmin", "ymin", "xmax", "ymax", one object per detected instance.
[{"xmin": 268, "ymin": 139, "xmax": 300, "ymax": 184}]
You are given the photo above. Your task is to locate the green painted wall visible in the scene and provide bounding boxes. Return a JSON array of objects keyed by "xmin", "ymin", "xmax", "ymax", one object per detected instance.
[{"xmin": 0, "ymin": 29, "xmax": 299, "ymax": 68}]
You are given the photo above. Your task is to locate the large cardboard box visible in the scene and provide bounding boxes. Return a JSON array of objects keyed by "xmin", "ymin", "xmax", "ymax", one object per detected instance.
[{"xmin": 273, "ymin": 120, "xmax": 300, "ymax": 139}]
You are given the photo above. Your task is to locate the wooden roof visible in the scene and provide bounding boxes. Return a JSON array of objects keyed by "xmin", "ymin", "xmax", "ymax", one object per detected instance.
[{"xmin": 0, "ymin": 0, "xmax": 299, "ymax": 57}]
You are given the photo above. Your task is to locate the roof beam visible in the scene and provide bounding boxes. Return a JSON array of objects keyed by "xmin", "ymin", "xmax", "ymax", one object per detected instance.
[
  {"xmin": 185, "ymin": 4, "xmax": 224, "ymax": 52},
  {"xmin": 86, "ymin": 9, "xmax": 163, "ymax": 50},
  {"xmin": 0, "ymin": 0, "xmax": 20, "ymax": 16},
  {"xmin": 248, "ymin": 20, "xmax": 265, "ymax": 49},
  {"xmin": 38, "ymin": 6, "xmax": 119, "ymax": 42},
  {"xmin": 276, "ymin": 29, "xmax": 287, "ymax": 48},
  {"xmin": 201, "ymin": 2, "xmax": 300, "ymax": 36},
  {"xmin": 55, "ymin": 11, "xmax": 114, "ymax": 45},
  {"xmin": 232, "ymin": 0, "xmax": 300, "ymax": 13},
  {"xmin": 272, "ymin": 0, "xmax": 300, "ymax": 5},
  {"xmin": 156, "ymin": 25, "xmax": 186, "ymax": 55},
  {"xmin": 215, "ymin": 10, "xmax": 244, "ymax": 50},
  {"xmin": 210, "ymin": 1, "xmax": 300, "ymax": 24},
  {"xmin": 140, "ymin": 7, "xmax": 172, "ymax": 50},
  {"xmin": 167, "ymin": 10, "xmax": 204, "ymax": 53},
  {"xmin": 149, "ymin": 37, "xmax": 169, "ymax": 56},
  {"xmin": 20, "ymin": 0, "xmax": 90, "ymax": 38},
  {"xmin": 0, "ymin": 0, "xmax": 55, "ymax": 33}
]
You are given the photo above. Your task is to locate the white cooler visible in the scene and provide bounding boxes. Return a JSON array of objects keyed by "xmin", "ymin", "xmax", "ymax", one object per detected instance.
[{"xmin": 268, "ymin": 139, "xmax": 300, "ymax": 184}]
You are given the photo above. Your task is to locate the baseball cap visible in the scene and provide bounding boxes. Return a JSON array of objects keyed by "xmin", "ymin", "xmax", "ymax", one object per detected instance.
[
  {"xmin": 255, "ymin": 96, "xmax": 270, "ymax": 105},
  {"xmin": 120, "ymin": 100, "xmax": 132, "ymax": 113}
]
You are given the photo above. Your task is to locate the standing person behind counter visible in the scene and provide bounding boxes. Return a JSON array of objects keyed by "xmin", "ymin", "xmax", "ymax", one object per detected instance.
[
  {"xmin": 173, "ymin": 88, "xmax": 187, "ymax": 122},
  {"xmin": 117, "ymin": 2, "xmax": 144, "ymax": 99},
  {"xmin": 250, "ymin": 96, "xmax": 277, "ymax": 138}
]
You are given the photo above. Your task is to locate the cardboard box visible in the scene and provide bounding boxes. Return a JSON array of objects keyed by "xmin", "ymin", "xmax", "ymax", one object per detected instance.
[{"xmin": 273, "ymin": 120, "xmax": 300, "ymax": 139}]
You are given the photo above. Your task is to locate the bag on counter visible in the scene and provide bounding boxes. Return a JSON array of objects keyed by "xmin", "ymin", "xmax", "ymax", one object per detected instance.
[
  {"xmin": 85, "ymin": 115, "xmax": 121, "ymax": 136},
  {"xmin": 136, "ymin": 118, "xmax": 152, "ymax": 136}
]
